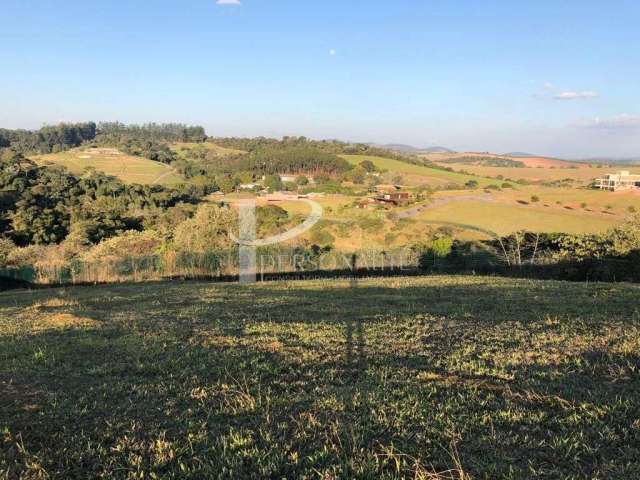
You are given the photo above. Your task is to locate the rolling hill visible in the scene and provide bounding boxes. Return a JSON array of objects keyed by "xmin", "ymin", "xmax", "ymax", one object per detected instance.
[
  {"xmin": 31, "ymin": 147, "xmax": 185, "ymax": 185},
  {"xmin": 340, "ymin": 154, "xmax": 494, "ymax": 187}
]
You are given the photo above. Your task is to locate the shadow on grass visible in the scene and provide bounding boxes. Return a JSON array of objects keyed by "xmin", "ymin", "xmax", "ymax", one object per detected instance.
[{"xmin": 1, "ymin": 279, "xmax": 639, "ymax": 478}]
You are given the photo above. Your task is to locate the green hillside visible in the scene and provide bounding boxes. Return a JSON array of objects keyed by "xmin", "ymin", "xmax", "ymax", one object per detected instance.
[{"xmin": 340, "ymin": 154, "xmax": 494, "ymax": 187}]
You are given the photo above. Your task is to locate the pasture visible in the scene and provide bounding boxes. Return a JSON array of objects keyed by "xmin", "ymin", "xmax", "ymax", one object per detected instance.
[
  {"xmin": 31, "ymin": 148, "xmax": 184, "ymax": 186},
  {"xmin": 340, "ymin": 155, "xmax": 494, "ymax": 187},
  {"xmin": 432, "ymin": 162, "xmax": 640, "ymax": 185},
  {"xmin": 1, "ymin": 276, "xmax": 639, "ymax": 479},
  {"xmin": 412, "ymin": 198, "xmax": 619, "ymax": 236}
]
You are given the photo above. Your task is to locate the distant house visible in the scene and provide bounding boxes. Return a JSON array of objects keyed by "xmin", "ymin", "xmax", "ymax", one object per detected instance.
[
  {"xmin": 594, "ymin": 171, "xmax": 640, "ymax": 191},
  {"xmin": 371, "ymin": 191, "xmax": 411, "ymax": 206}
]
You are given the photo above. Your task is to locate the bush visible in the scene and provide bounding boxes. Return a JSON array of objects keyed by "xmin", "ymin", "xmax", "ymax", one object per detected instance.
[
  {"xmin": 359, "ymin": 160, "xmax": 376, "ymax": 172},
  {"xmin": 309, "ymin": 228, "xmax": 335, "ymax": 247},
  {"xmin": 418, "ymin": 236, "xmax": 453, "ymax": 269},
  {"xmin": 264, "ymin": 174, "xmax": 283, "ymax": 191},
  {"xmin": 82, "ymin": 230, "xmax": 163, "ymax": 262},
  {"xmin": 0, "ymin": 238, "xmax": 16, "ymax": 267},
  {"xmin": 173, "ymin": 204, "xmax": 236, "ymax": 253}
]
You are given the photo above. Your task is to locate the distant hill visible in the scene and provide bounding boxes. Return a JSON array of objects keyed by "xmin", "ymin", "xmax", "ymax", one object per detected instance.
[
  {"xmin": 504, "ymin": 152, "xmax": 538, "ymax": 157},
  {"xmin": 370, "ymin": 143, "xmax": 456, "ymax": 154},
  {"xmin": 372, "ymin": 143, "xmax": 422, "ymax": 153},
  {"xmin": 578, "ymin": 157, "xmax": 640, "ymax": 165},
  {"xmin": 422, "ymin": 146, "xmax": 456, "ymax": 154}
]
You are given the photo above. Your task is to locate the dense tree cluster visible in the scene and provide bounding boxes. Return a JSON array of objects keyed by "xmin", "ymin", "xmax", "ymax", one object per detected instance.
[
  {"xmin": 239, "ymin": 146, "xmax": 351, "ymax": 176},
  {"xmin": 96, "ymin": 122, "xmax": 207, "ymax": 143},
  {"xmin": 0, "ymin": 151, "xmax": 203, "ymax": 246},
  {"xmin": 0, "ymin": 122, "xmax": 97, "ymax": 155},
  {"xmin": 212, "ymin": 135, "xmax": 435, "ymax": 167}
]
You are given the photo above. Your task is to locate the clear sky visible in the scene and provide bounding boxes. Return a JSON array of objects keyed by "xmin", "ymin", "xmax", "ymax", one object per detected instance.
[{"xmin": 2, "ymin": 0, "xmax": 639, "ymax": 158}]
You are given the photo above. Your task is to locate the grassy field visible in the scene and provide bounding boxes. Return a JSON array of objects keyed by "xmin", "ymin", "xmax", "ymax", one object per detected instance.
[
  {"xmin": 413, "ymin": 199, "xmax": 619, "ymax": 236},
  {"xmin": 432, "ymin": 163, "xmax": 640, "ymax": 184},
  {"xmin": 2, "ymin": 276, "xmax": 639, "ymax": 479},
  {"xmin": 32, "ymin": 148, "xmax": 185, "ymax": 186},
  {"xmin": 418, "ymin": 152, "xmax": 577, "ymax": 168},
  {"xmin": 340, "ymin": 155, "xmax": 494, "ymax": 187},
  {"xmin": 488, "ymin": 186, "xmax": 640, "ymax": 214}
]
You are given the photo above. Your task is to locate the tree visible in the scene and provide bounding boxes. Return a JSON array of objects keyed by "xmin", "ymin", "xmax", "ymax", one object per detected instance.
[
  {"xmin": 264, "ymin": 174, "xmax": 283, "ymax": 192},
  {"xmin": 173, "ymin": 204, "xmax": 236, "ymax": 252},
  {"xmin": 359, "ymin": 160, "xmax": 376, "ymax": 172},
  {"xmin": 531, "ymin": 195, "xmax": 540, "ymax": 203},
  {"xmin": 465, "ymin": 180, "xmax": 479, "ymax": 189},
  {"xmin": 296, "ymin": 175, "xmax": 309, "ymax": 186}
]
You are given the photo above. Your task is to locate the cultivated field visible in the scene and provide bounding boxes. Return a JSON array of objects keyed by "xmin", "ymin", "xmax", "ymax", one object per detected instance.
[
  {"xmin": 1, "ymin": 276, "xmax": 639, "ymax": 478},
  {"xmin": 31, "ymin": 148, "xmax": 184, "ymax": 185}
]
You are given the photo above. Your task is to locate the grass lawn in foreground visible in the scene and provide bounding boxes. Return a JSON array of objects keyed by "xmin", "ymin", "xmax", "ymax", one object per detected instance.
[{"xmin": 1, "ymin": 276, "xmax": 639, "ymax": 478}]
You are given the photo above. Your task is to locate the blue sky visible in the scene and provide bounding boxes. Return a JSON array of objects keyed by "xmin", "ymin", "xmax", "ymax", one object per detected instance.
[{"xmin": 1, "ymin": 0, "xmax": 639, "ymax": 157}]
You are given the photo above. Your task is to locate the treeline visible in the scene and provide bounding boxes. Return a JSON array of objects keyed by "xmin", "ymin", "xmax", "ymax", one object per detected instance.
[
  {"xmin": 0, "ymin": 121, "xmax": 208, "ymax": 163},
  {"xmin": 439, "ymin": 156, "xmax": 525, "ymax": 168},
  {"xmin": 96, "ymin": 122, "xmax": 206, "ymax": 144},
  {"xmin": 212, "ymin": 136, "xmax": 435, "ymax": 167},
  {"xmin": 0, "ymin": 150, "xmax": 206, "ymax": 246},
  {"xmin": 239, "ymin": 145, "xmax": 351, "ymax": 175},
  {"xmin": 0, "ymin": 122, "xmax": 97, "ymax": 155}
]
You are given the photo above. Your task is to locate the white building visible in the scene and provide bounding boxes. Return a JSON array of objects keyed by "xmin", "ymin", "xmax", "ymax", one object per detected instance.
[{"xmin": 594, "ymin": 171, "xmax": 640, "ymax": 191}]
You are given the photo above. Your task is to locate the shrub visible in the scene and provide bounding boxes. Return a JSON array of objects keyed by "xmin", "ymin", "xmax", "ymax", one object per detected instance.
[
  {"xmin": 264, "ymin": 174, "xmax": 283, "ymax": 191},
  {"xmin": 0, "ymin": 238, "xmax": 16, "ymax": 266},
  {"xmin": 309, "ymin": 227, "xmax": 335, "ymax": 247},
  {"xmin": 82, "ymin": 230, "xmax": 163, "ymax": 262},
  {"xmin": 173, "ymin": 204, "xmax": 236, "ymax": 253},
  {"xmin": 359, "ymin": 160, "xmax": 376, "ymax": 172},
  {"xmin": 418, "ymin": 236, "xmax": 453, "ymax": 269}
]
